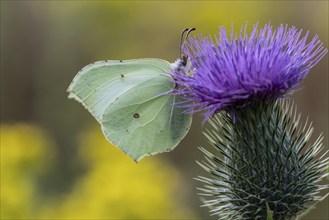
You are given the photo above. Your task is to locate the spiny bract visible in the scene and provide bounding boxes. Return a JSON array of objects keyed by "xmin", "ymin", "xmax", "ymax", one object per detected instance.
[{"xmin": 197, "ymin": 101, "xmax": 329, "ymax": 220}]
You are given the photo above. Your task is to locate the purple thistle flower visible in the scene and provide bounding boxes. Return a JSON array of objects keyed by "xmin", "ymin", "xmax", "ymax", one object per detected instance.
[{"xmin": 171, "ymin": 23, "xmax": 327, "ymax": 120}]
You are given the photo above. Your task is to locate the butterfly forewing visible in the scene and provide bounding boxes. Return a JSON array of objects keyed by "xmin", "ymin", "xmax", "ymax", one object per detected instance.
[{"xmin": 68, "ymin": 59, "xmax": 171, "ymax": 123}]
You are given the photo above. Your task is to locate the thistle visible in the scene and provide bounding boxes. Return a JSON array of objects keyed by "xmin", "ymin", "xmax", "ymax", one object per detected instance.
[{"xmin": 172, "ymin": 23, "xmax": 328, "ymax": 219}]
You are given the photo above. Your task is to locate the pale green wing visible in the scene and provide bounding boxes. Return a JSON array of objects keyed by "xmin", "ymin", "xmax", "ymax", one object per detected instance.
[
  {"xmin": 67, "ymin": 59, "xmax": 192, "ymax": 162},
  {"xmin": 67, "ymin": 59, "xmax": 171, "ymax": 123},
  {"xmin": 102, "ymin": 75, "xmax": 192, "ymax": 162}
]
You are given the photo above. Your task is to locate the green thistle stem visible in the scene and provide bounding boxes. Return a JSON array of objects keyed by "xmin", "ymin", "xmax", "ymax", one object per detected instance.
[{"xmin": 198, "ymin": 101, "xmax": 328, "ymax": 220}]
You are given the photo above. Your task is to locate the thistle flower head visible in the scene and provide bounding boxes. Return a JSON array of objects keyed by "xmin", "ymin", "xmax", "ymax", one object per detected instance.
[{"xmin": 172, "ymin": 23, "xmax": 327, "ymax": 120}]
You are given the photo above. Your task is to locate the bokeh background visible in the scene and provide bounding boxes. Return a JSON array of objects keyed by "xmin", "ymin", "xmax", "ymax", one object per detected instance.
[{"xmin": 1, "ymin": 1, "xmax": 328, "ymax": 219}]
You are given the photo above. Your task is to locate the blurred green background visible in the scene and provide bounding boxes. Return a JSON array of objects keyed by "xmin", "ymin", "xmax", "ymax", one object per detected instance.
[{"xmin": 1, "ymin": 1, "xmax": 328, "ymax": 219}]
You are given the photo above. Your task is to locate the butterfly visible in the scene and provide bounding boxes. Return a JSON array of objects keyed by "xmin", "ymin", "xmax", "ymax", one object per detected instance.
[{"xmin": 67, "ymin": 28, "xmax": 195, "ymax": 162}]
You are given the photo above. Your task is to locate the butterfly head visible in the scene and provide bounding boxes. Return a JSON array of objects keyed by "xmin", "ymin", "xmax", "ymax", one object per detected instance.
[{"xmin": 171, "ymin": 28, "xmax": 196, "ymax": 75}]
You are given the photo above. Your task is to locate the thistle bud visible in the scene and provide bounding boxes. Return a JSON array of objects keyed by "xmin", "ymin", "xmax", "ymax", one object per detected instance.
[{"xmin": 197, "ymin": 101, "xmax": 328, "ymax": 219}]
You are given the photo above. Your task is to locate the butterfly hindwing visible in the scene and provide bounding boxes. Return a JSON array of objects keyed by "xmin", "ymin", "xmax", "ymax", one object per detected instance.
[{"xmin": 102, "ymin": 76, "xmax": 192, "ymax": 161}]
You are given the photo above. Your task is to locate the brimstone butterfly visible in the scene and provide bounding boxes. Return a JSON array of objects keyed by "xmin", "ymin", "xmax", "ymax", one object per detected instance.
[{"xmin": 67, "ymin": 28, "xmax": 195, "ymax": 162}]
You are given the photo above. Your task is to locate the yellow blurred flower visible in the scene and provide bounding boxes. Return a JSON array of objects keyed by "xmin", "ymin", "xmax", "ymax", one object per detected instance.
[
  {"xmin": 1, "ymin": 124, "xmax": 197, "ymax": 219},
  {"xmin": 1, "ymin": 124, "xmax": 55, "ymax": 219},
  {"xmin": 42, "ymin": 126, "xmax": 196, "ymax": 219}
]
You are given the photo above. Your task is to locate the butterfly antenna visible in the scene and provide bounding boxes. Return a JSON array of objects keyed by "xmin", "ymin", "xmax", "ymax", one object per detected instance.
[
  {"xmin": 180, "ymin": 28, "xmax": 189, "ymax": 56},
  {"xmin": 180, "ymin": 28, "xmax": 196, "ymax": 57},
  {"xmin": 185, "ymin": 27, "xmax": 196, "ymax": 41}
]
